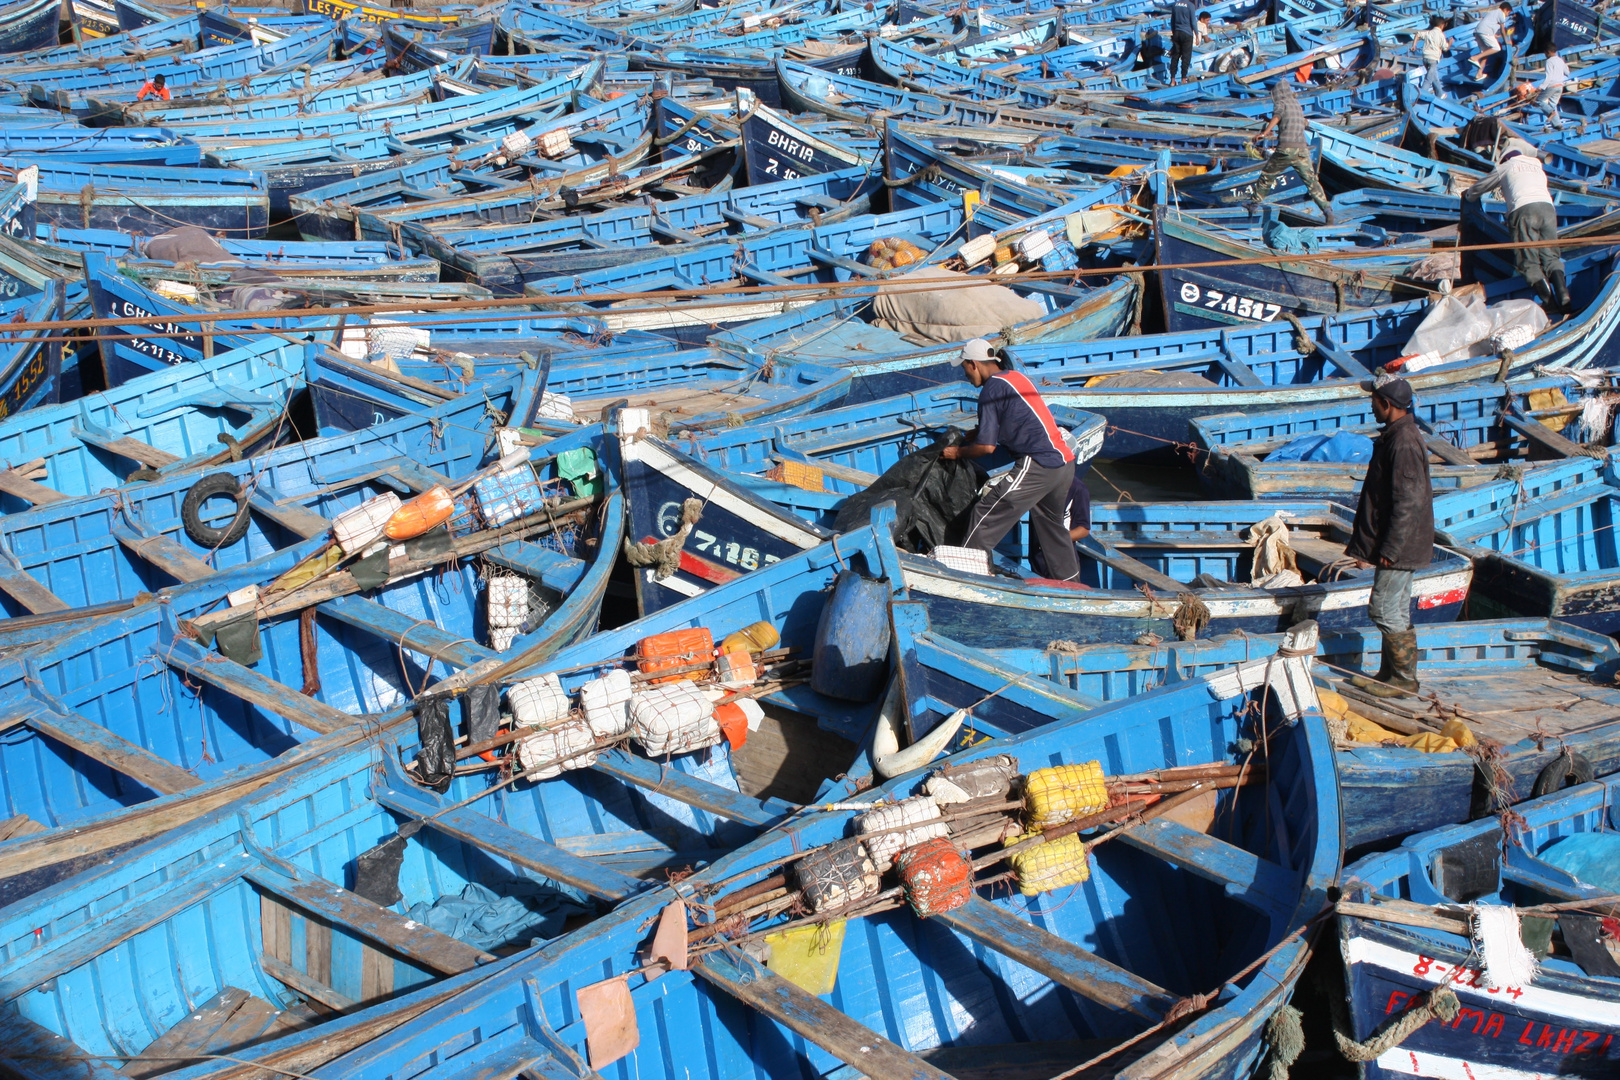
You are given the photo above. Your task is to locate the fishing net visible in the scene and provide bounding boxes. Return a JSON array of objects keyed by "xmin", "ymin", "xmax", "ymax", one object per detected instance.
[
  {"xmin": 1008, "ymin": 831, "xmax": 1091, "ymax": 895},
  {"xmin": 1024, "ymin": 762, "xmax": 1109, "ymax": 829},
  {"xmin": 854, "ymin": 796, "xmax": 948, "ymax": 872},
  {"xmin": 795, "ymin": 838, "xmax": 881, "ymax": 913}
]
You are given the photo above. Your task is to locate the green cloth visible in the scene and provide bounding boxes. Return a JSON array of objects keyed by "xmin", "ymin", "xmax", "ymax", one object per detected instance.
[
  {"xmin": 557, "ymin": 447, "xmax": 601, "ymax": 498},
  {"xmin": 212, "ymin": 610, "xmax": 263, "ymax": 666}
]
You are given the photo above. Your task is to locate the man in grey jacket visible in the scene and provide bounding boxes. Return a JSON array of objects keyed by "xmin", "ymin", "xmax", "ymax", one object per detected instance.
[
  {"xmin": 1465, "ymin": 137, "xmax": 1569, "ymax": 313},
  {"xmin": 1345, "ymin": 378, "xmax": 1433, "ymax": 696}
]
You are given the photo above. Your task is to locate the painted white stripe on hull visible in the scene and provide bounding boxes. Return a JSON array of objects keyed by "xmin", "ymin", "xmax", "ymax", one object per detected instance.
[
  {"xmin": 626, "ymin": 439, "xmax": 824, "ymax": 548},
  {"xmin": 1345, "ymin": 933, "xmax": 1620, "ymax": 1027},
  {"xmin": 904, "ymin": 564, "xmax": 1473, "ymax": 620},
  {"xmin": 1374, "ymin": 1047, "xmax": 1560, "ymax": 1079},
  {"xmin": 648, "ymin": 569, "xmax": 703, "ymax": 598}
]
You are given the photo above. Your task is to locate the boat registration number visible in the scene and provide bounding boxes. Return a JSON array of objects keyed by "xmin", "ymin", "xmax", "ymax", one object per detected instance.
[
  {"xmin": 657, "ymin": 500, "xmax": 782, "ymax": 572},
  {"xmin": 1179, "ymin": 282, "xmax": 1281, "ymax": 322}
]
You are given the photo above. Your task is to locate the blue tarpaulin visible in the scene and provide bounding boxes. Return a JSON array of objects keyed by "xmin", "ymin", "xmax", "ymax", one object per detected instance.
[
  {"xmin": 1266, "ymin": 430, "xmax": 1376, "ymax": 463},
  {"xmin": 1538, "ymin": 833, "xmax": 1620, "ymax": 893},
  {"xmin": 408, "ymin": 880, "xmax": 589, "ymax": 950}
]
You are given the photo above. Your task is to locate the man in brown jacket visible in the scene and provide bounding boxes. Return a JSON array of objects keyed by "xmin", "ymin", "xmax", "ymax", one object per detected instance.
[{"xmin": 1344, "ymin": 377, "xmax": 1433, "ymax": 696}]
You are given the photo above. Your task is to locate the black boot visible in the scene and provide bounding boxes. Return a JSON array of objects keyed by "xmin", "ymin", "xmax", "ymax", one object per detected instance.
[
  {"xmin": 1550, "ymin": 269, "xmax": 1572, "ymax": 315},
  {"xmin": 1531, "ymin": 277, "xmax": 1557, "ymax": 313},
  {"xmin": 1351, "ymin": 630, "xmax": 1420, "ymax": 698}
]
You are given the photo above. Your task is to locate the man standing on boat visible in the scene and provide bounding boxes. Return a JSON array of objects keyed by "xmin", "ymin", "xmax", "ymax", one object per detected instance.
[
  {"xmin": 1345, "ymin": 377, "xmax": 1432, "ymax": 697},
  {"xmin": 942, "ymin": 340, "xmax": 1080, "ymax": 582},
  {"xmin": 1252, "ymin": 79, "xmax": 1335, "ymax": 224},
  {"xmin": 1165, "ymin": 0, "xmax": 1197, "ymax": 85},
  {"xmin": 1463, "ymin": 138, "xmax": 1569, "ymax": 314}
]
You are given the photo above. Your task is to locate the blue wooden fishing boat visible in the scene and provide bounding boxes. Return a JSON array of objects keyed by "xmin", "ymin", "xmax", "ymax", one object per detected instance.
[
  {"xmin": 1429, "ymin": 452, "xmax": 1620, "ymax": 633},
  {"xmin": 1338, "ymin": 774, "xmax": 1620, "ymax": 1080},
  {"xmin": 617, "ymin": 429, "xmax": 1474, "ymax": 640},
  {"xmin": 14, "ymin": 158, "xmax": 271, "ymax": 236},
  {"xmin": 0, "ymin": 335, "xmax": 317, "ymax": 514},
  {"xmin": 255, "ymin": 586, "xmax": 1338, "ymax": 1080},
  {"xmin": 0, "ymin": 695, "xmax": 781, "ymax": 1057},
  {"xmin": 0, "ymin": 0, "xmax": 68, "ymax": 54},
  {"xmin": 401, "ymin": 165, "xmax": 881, "ymax": 295},
  {"xmin": 0, "ymin": 412, "xmax": 622, "ymax": 877},
  {"xmin": 1190, "ymin": 370, "xmax": 1620, "ymax": 501},
  {"xmin": 39, "ymin": 225, "xmax": 441, "ymax": 282},
  {"xmin": 1005, "ymin": 251, "xmax": 1620, "ymax": 464}
]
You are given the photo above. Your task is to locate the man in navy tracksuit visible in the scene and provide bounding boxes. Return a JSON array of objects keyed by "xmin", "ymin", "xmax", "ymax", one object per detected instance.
[
  {"xmin": 942, "ymin": 340, "xmax": 1080, "ymax": 581},
  {"xmin": 1166, "ymin": 0, "xmax": 1198, "ymax": 84}
]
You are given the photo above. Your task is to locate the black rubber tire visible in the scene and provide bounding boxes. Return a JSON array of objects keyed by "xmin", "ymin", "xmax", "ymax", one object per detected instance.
[
  {"xmin": 181, "ymin": 472, "xmax": 251, "ymax": 549},
  {"xmin": 1530, "ymin": 751, "xmax": 1595, "ymax": 799}
]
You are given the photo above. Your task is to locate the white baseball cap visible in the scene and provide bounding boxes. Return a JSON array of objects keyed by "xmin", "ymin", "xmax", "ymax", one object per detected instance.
[{"xmin": 961, "ymin": 339, "xmax": 994, "ymax": 363}]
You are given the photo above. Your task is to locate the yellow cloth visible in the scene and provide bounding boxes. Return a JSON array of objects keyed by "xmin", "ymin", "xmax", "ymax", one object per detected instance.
[
  {"xmin": 766, "ymin": 921, "xmax": 846, "ymax": 995},
  {"xmin": 1525, "ymin": 387, "xmax": 1572, "ymax": 432}
]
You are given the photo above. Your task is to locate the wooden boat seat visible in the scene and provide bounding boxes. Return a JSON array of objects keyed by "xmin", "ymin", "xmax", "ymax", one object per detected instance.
[
  {"xmin": 69, "ymin": 422, "xmax": 181, "ymax": 470},
  {"xmin": 120, "ymin": 986, "xmax": 308, "ymax": 1078},
  {"xmin": 0, "ymin": 465, "xmax": 68, "ymax": 506},
  {"xmin": 112, "ymin": 522, "xmax": 216, "ymax": 584},
  {"xmin": 1120, "ymin": 817, "xmax": 1296, "ymax": 912},
  {"xmin": 0, "ymin": 553, "xmax": 71, "ymax": 614},
  {"xmin": 935, "ymin": 897, "xmax": 1176, "ymax": 1020},
  {"xmin": 373, "ymin": 757, "xmax": 645, "ymax": 903},
  {"xmin": 594, "ymin": 747, "xmax": 795, "ymax": 829},
  {"xmin": 247, "ymin": 860, "xmax": 494, "ymax": 975},
  {"xmin": 793, "ymin": 410, "xmax": 976, "ymax": 456},
  {"xmin": 695, "ymin": 952, "xmax": 955, "ymax": 1080},
  {"xmin": 319, "ymin": 596, "xmax": 489, "ymax": 671},
  {"xmin": 160, "ymin": 638, "xmax": 353, "ymax": 736},
  {"xmin": 573, "ymin": 384, "xmax": 770, "ymax": 418},
  {"xmin": 25, "ymin": 701, "xmax": 203, "ymax": 796},
  {"xmin": 484, "ymin": 539, "xmax": 586, "ymax": 593}
]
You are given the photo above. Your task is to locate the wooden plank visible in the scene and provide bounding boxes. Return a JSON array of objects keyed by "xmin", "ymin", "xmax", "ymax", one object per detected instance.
[
  {"xmin": 1423, "ymin": 436, "xmax": 1478, "ymax": 468},
  {"xmin": 361, "ymin": 944, "xmax": 394, "ymax": 1004},
  {"xmin": 82, "ymin": 435, "xmax": 181, "ymax": 469},
  {"xmin": 0, "ymin": 813, "xmax": 44, "ymax": 840},
  {"xmin": 260, "ymin": 954, "xmax": 356, "ymax": 1012},
  {"xmin": 160, "ymin": 640, "xmax": 352, "ymax": 735},
  {"xmin": 261, "ymin": 893, "xmax": 292, "ymax": 965},
  {"xmin": 770, "ymin": 453, "xmax": 878, "ymax": 488},
  {"xmin": 694, "ymin": 953, "xmax": 952, "ymax": 1080},
  {"xmin": 1078, "ymin": 540, "xmax": 1185, "ymax": 594},
  {"xmin": 0, "ymin": 560, "xmax": 70, "ymax": 614},
  {"xmin": 0, "ymin": 468, "xmax": 67, "ymax": 506},
  {"xmin": 1499, "ymin": 411, "xmax": 1588, "ymax": 458},
  {"xmin": 200, "ymin": 995, "xmax": 279, "ymax": 1057},
  {"xmin": 935, "ymin": 897, "xmax": 1174, "ymax": 1020},
  {"xmin": 119, "ymin": 987, "xmax": 249, "ymax": 1078},
  {"xmin": 306, "ymin": 915, "xmax": 332, "ymax": 989},
  {"xmin": 114, "ymin": 529, "xmax": 216, "ymax": 583},
  {"xmin": 593, "ymin": 749, "xmax": 795, "ymax": 828},
  {"xmin": 373, "ymin": 790, "xmax": 642, "ymax": 903},
  {"xmin": 320, "ymin": 596, "xmax": 487, "ymax": 670},
  {"xmin": 246, "ymin": 864, "xmax": 494, "ymax": 975},
  {"xmin": 1117, "ymin": 819, "xmax": 1296, "ymax": 911},
  {"xmin": 248, "ymin": 494, "xmax": 330, "ymax": 540},
  {"xmin": 28, "ymin": 707, "xmax": 203, "ymax": 795},
  {"xmin": 1, "ymin": 1012, "xmax": 125, "ymax": 1080}
]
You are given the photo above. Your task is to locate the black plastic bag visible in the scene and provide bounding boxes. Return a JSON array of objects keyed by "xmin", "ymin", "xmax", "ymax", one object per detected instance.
[
  {"xmin": 353, "ymin": 834, "xmax": 406, "ymax": 906},
  {"xmin": 415, "ymin": 692, "xmax": 456, "ymax": 794},
  {"xmin": 834, "ymin": 435, "xmax": 986, "ymax": 553},
  {"xmin": 463, "ymin": 683, "xmax": 501, "ymax": 747}
]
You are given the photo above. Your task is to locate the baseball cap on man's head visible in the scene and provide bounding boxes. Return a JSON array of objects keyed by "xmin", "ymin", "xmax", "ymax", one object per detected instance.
[
  {"xmin": 1373, "ymin": 377, "xmax": 1414, "ymax": 409},
  {"xmin": 961, "ymin": 339, "xmax": 995, "ymax": 363}
]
